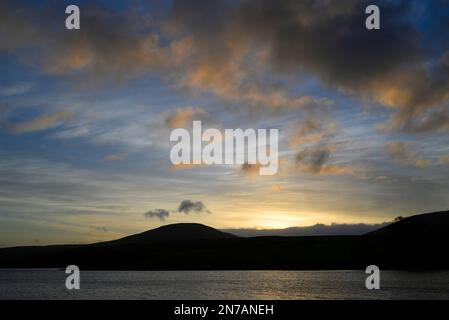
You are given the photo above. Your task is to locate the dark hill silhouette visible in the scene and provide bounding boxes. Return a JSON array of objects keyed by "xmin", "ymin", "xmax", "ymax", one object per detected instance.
[
  {"xmin": 0, "ymin": 210, "xmax": 448, "ymax": 270},
  {"xmin": 222, "ymin": 222, "xmax": 390, "ymax": 237},
  {"xmin": 97, "ymin": 223, "xmax": 237, "ymax": 246},
  {"xmin": 368, "ymin": 210, "xmax": 449, "ymax": 238},
  {"xmin": 364, "ymin": 210, "xmax": 449, "ymax": 269}
]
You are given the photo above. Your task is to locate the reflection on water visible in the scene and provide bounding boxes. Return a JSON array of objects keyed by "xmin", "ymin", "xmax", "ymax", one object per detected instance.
[{"xmin": 0, "ymin": 269, "xmax": 448, "ymax": 300}]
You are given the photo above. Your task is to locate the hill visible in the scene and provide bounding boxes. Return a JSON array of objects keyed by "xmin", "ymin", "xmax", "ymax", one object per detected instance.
[
  {"xmin": 364, "ymin": 210, "xmax": 449, "ymax": 269},
  {"xmin": 368, "ymin": 210, "xmax": 449, "ymax": 238},
  {"xmin": 97, "ymin": 223, "xmax": 237, "ymax": 246}
]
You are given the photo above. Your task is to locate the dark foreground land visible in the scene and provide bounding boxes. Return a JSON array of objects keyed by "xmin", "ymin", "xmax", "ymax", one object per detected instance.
[{"xmin": 1, "ymin": 210, "xmax": 448, "ymax": 270}]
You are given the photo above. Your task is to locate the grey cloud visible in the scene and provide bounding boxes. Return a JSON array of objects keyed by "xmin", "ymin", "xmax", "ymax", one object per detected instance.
[
  {"xmin": 0, "ymin": 1, "xmax": 167, "ymax": 83},
  {"xmin": 397, "ymin": 111, "xmax": 449, "ymax": 134},
  {"xmin": 178, "ymin": 200, "xmax": 211, "ymax": 214},
  {"xmin": 296, "ymin": 147, "xmax": 331, "ymax": 174},
  {"xmin": 144, "ymin": 200, "xmax": 211, "ymax": 221},
  {"xmin": 295, "ymin": 145, "xmax": 354, "ymax": 175},
  {"xmin": 144, "ymin": 209, "xmax": 170, "ymax": 221}
]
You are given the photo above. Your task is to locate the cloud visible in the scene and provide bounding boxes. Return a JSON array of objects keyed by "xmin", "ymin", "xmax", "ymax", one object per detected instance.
[
  {"xmin": 295, "ymin": 146, "xmax": 332, "ymax": 173},
  {"xmin": 170, "ymin": 163, "xmax": 205, "ymax": 171},
  {"xmin": 164, "ymin": 107, "xmax": 208, "ymax": 129},
  {"xmin": 178, "ymin": 200, "xmax": 211, "ymax": 214},
  {"xmin": 144, "ymin": 209, "xmax": 170, "ymax": 221},
  {"xmin": 386, "ymin": 141, "xmax": 431, "ymax": 168},
  {"xmin": 0, "ymin": 1, "xmax": 169, "ymax": 83},
  {"xmin": 289, "ymin": 118, "xmax": 337, "ymax": 148},
  {"xmin": 166, "ymin": 1, "xmax": 338, "ymax": 110},
  {"xmin": 295, "ymin": 146, "xmax": 354, "ymax": 175},
  {"xmin": 439, "ymin": 155, "xmax": 449, "ymax": 166},
  {"xmin": 144, "ymin": 200, "xmax": 211, "ymax": 221},
  {"xmin": 103, "ymin": 153, "xmax": 128, "ymax": 162},
  {"xmin": 240, "ymin": 163, "xmax": 261, "ymax": 178},
  {"xmin": 0, "ymin": 83, "xmax": 33, "ymax": 97},
  {"xmin": 2, "ymin": 0, "xmax": 449, "ymax": 134},
  {"xmin": 167, "ymin": 0, "xmax": 449, "ymax": 132},
  {"xmin": 0, "ymin": 1, "xmax": 333, "ymax": 111},
  {"xmin": 90, "ymin": 226, "xmax": 108, "ymax": 232},
  {"xmin": 5, "ymin": 111, "xmax": 73, "ymax": 134}
]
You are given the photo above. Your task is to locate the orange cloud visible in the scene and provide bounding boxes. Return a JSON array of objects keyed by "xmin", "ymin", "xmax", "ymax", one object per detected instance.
[
  {"xmin": 170, "ymin": 162, "xmax": 206, "ymax": 171},
  {"xmin": 6, "ymin": 111, "xmax": 73, "ymax": 134},
  {"xmin": 240, "ymin": 163, "xmax": 261, "ymax": 178},
  {"xmin": 103, "ymin": 153, "xmax": 128, "ymax": 162},
  {"xmin": 164, "ymin": 107, "xmax": 208, "ymax": 129}
]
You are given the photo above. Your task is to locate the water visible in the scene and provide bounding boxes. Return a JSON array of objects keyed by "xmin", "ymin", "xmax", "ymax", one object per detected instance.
[{"xmin": 1, "ymin": 269, "xmax": 448, "ymax": 300}]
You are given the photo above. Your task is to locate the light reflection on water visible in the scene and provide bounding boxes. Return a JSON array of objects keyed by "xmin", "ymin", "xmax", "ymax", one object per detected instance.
[{"xmin": 1, "ymin": 269, "xmax": 448, "ymax": 300}]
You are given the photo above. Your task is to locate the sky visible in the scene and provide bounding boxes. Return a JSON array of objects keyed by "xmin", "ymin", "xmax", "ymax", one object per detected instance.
[{"xmin": 1, "ymin": 0, "xmax": 449, "ymax": 246}]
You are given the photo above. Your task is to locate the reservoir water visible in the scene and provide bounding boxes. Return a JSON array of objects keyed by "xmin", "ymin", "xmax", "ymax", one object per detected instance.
[{"xmin": 1, "ymin": 269, "xmax": 448, "ymax": 300}]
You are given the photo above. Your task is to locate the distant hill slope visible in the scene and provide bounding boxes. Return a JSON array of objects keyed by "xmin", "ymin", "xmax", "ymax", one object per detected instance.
[
  {"xmin": 367, "ymin": 210, "xmax": 449, "ymax": 238},
  {"xmin": 222, "ymin": 222, "xmax": 389, "ymax": 237},
  {"xmin": 1, "ymin": 211, "xmax": 449, "ymax": 270}
]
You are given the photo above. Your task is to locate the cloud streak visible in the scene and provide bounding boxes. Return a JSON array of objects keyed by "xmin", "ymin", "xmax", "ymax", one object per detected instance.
[
  {"xmin": 5, "ymin": 111, "xmax": 73, "ymax": 134},
  {"xmin": 386, "ymin": 141, "xmax": 431, "ymax": 168},
  {"xmin": 103, "ymin": 153, "xmax": 128, "ymax": 162}
]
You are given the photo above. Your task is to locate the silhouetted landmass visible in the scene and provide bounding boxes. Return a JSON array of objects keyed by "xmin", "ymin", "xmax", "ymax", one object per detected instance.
[
  {"xmin": 100, "ymin": 223, "xmax": 237, "ymax": 245},
  {"xmin": 0, "ymin": 211, "xmax": 448, "ymax": 270},
  {"xmin": 221, "ymin": 222, "xmax": 390, "ymax": 237}
]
